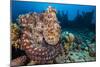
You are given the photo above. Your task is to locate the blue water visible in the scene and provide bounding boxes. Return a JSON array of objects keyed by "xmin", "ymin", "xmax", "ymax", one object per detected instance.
[{"xmin": 11, "ymin": 1, "xmax": 96, "ymax": 23}]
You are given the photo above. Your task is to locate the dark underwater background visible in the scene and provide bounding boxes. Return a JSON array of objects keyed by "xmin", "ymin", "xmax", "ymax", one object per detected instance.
[{"xmin": 11, "ymin": 1, "xmax": 96, "ymax": 65}]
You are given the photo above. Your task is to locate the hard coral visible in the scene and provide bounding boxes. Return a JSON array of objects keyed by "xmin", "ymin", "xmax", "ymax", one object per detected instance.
[
  {"xmin": 61, "ymin": 31, "xmax": 75, "ymax": 55},
  {"xmin": 11, "ymin": 23, "xmax": 20, "ymax": 49}
]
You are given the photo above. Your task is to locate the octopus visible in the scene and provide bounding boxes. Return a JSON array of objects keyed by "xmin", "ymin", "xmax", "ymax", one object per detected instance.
[{"xmin": 11, "ymin": 6, "xmax": 62, "ymax": 66}]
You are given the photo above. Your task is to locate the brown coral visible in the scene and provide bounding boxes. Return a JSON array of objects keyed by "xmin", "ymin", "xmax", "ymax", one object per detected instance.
[{"xmin": 11, "ymin": 23, "xmax": 20, "ymax": 49}]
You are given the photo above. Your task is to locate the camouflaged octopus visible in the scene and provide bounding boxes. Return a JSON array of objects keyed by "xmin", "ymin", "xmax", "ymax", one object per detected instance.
[{"xmin": 11, "ymin": 6, "xmax": 63, "ymax": 66}]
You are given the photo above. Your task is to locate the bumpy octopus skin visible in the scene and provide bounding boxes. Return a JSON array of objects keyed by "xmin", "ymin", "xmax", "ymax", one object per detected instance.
[
  {"xmin": 11, "ymin": 11, "xmax": 62, "ymax": 66},
  {"xmin": 20, "ymin": 13, "xmax": 61, "ymax": 63},
  {"xmin": 21, "ymin": 27, "xmax": 60, "ymax": 63},
  {"xmin": 43, "ymin": 21, "xmax": 60, "ymax": 45}
]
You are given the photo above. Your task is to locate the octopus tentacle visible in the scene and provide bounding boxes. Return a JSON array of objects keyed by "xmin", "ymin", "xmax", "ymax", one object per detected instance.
[{"xmin": 11, "ymin": 55, "xmax": 27, "ymax": 67}]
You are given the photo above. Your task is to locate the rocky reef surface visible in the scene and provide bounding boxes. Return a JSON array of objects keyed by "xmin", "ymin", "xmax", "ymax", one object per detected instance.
[{"xmin": 56, "ymin": 28, "xmax": 96, "ymax": 63}]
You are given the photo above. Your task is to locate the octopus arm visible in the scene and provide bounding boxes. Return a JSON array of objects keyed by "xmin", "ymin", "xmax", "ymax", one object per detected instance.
[{"xmin": 11, "ymin": 55, "xmax": 27, "ymax": 67}]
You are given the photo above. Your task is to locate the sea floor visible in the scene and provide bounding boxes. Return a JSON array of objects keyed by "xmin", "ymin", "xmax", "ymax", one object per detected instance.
[
  {"xmin": 56, "ymin": 28, "xmax": 96, "ymax": 63},
  {"xmin": 56, "ymin": 50, "xmax": 96, "ymax": 63}
]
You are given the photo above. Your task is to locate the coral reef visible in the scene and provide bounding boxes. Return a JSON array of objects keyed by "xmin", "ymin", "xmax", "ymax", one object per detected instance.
[
  {"xmin": 88, "ymin": 43, "xmax": 96, "ymax": 57},
  {"xmin": 55, "ymin": 29, "xmax": 96, "ymax": 63},
  {"xmin": 11, "ymin": 23, "xmax": 20, "ymax": 49},
  {"xmin": 11, "ymin": 6, "xmax": 96, "ymax": 66},
  {"xmin": 55, "ymin": 31, "xmax": 75, "ymax": 63},
  {"xmin": 61, "ymin": 31, "xmax": 75, "ymax": 53}
]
